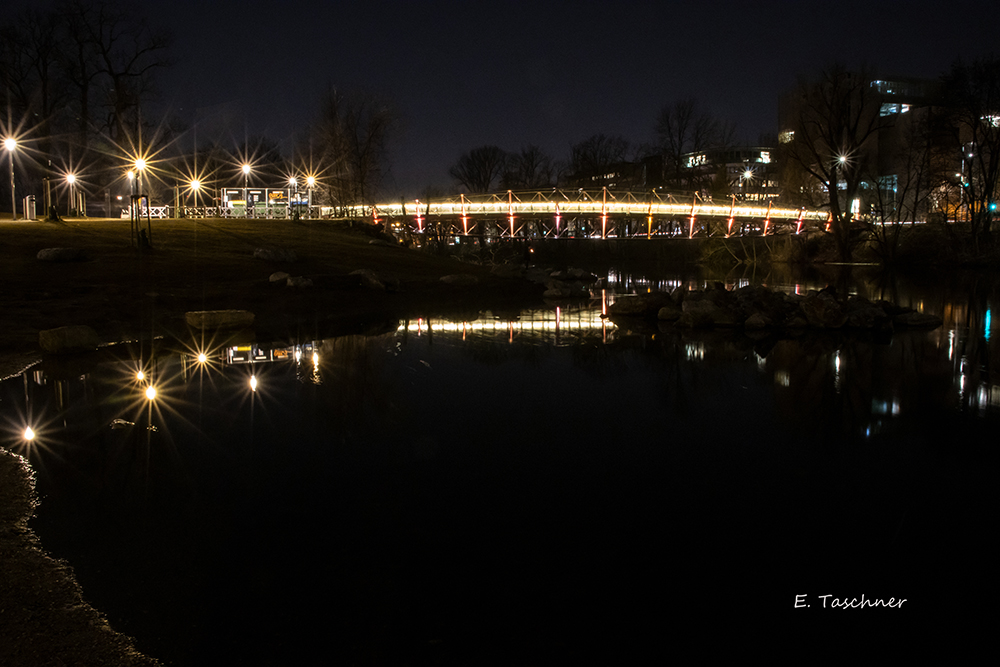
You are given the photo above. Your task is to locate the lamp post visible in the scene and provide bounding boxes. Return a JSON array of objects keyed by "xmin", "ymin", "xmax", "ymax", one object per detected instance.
[
  {"xmin": 288, "ymin": 176, "xmax": 297, "ymax": 219},
  {"xmin": 4, "ymin": 138, "xmax": 16, "ymax": 220},
  {"xmin": 242, "ymin": 164, "xmax": 251, "ymax": 217},
  {"xmin": 66, "ymin": 173, "xmax": 76, "ymax": 216},
  {"xmin": 306, "ymin": 176, "xmax": 315, "ymax": 218},
  {"xmin": 190, "ymin": 179, "xmax": 201, "ymax": 216}
]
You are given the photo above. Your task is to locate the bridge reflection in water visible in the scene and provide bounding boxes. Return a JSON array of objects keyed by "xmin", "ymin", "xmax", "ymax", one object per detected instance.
[{"xmin": 360, "ymin": 188, "xmax": 829, "ymax": 239}]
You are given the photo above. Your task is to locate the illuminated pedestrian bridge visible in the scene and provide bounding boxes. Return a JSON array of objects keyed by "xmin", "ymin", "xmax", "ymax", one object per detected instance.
[{"xmin": 361, "ymin": 188, "xmax": 830, "ymax": 239}]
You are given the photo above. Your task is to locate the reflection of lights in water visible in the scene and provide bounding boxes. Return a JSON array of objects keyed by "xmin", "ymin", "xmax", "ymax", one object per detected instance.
[
  {"xmin": 145, "ymin": 385, "xmax": 156, "ymax": 400},
  {"xmin": 24, "ymin": 426, "xmax": 35, "ymax": 440},
  {"xmin": 833, "ymin": 351, "xmax": 841, "ymax": 392},
  {"xmin": 398, "ymin": 317, "xmax": 612, "ymax": 334},
  {"xmin": 312, "ymin": 352, "xmax": 319, "ymax": 365},
  {"xmin": 685, "ymin": 343, "xmax": 705, "ymax": 360},
  {"xmin": 756, "ymin": 353, "xmax": 766, "ymax": 369},
  {"xmin": 986, "ymin": 309, "xmax": 992, "ymax": 341},
  {"xmin": 775, "ymin": 371, "xmax": 790, "ymax": 387}
]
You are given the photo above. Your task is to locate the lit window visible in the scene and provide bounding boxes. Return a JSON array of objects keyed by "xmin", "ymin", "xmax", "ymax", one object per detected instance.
[
  {"xmin": 778, "ymin": 130, "xmax": 794, "ymax": 144},
  {"xmin": 760, "ymin": 151, "xmax": 771, "ymax": 164}
]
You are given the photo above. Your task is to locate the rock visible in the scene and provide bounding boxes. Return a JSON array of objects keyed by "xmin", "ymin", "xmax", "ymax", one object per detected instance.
[
  {"xmin": 679, "ymin": 298, "xmax": 736, "ymax": 327},
  {"xmin": 286, "ymin": 276, "xmax": 313, "ymax": 288},
  {"xmin": 608, "ymin": 293, "xmax": 675, "ymax": 317},
  {"xmin": 800, "ymin": 292, "xmax": 847, "ymax": 328},
  {"xmin": 844, "ymin": 299, "xmax": 890, "ymax": 329},
  {"xmin": 440, "ymin": 274, "xmax": 479, "ymax": 285},
  {"xmin": 37, "ymin": 247, "xmax": 84, "ymax": 262},
  {"xmin": 543, "ymin": 286, "xmax": 572, "ymax": 298},
  {"xmin": 38, "ymin": 325, "xmax": 100, "ymax": 354},
  {"xmin": 744, "ymin": 312, "xmax": 770, "ymax": 330},
  {"xmin": 350, "ymin": 269, "xmax": 385, "ymax": 290},
  {"xmin": 185, "ymin": 310, "xmax": 255, "ymax": 329},
  {"xmin": 269, "ymin": 271, "xmax": 290, "ymax": 283},
  {"xmin": 894, "ymin": 311, "xmax": 943, "ymax": 328},
  {"xmin": 253, "ymin": 247, "xmax": 298, "ymax": 262},
  {"xmin": 657, "ymin": 303, "xmax": 682, "ymax": 321}
]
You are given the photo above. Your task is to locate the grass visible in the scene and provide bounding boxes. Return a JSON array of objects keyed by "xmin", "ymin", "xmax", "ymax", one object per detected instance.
[{"xmin": 0, "ymin": 216, "xmax": 539, "ymax": 358}]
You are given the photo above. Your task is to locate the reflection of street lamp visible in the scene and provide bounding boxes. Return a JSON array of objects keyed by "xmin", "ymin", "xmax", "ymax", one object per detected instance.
[
  {"xmin": 4, "ymin": 138, "xmax": 16, "ymax": 220},
  {"xmin": 66, "ymin": 173, "xmax": 76, "ymax": 216}
]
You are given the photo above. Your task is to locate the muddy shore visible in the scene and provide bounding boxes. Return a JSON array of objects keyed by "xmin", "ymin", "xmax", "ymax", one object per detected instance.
[{"xmin": 0, "ymin": 216, "xmax": 544, "ymax": 665}]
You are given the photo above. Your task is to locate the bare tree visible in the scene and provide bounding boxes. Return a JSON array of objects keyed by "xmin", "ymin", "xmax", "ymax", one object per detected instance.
[
  {"xmin": 865, "ymin": 105, "xmax": 953, "ymax": 263},
  {"xmin": 61, "ymin": 0, "xmax": 172, "ymax": 149},
  {"xmin": 568, "ymin": 134, "xmax": 630, "ymax": 181},
  {"xmin": 781, "ymin": 64, "xmax": 888, "ymax": 262},
  {"xmin": 944, "ymin": 56, "xmax": 1000, "ymax": 250},
  {"xmin": 449, "ymin": 145, "xmax": 507, "ymax": 193},
  {"xmin": 656, "ymin": 98, "xmax": 736, "ymax": 188},
  {"xmin": 501, "ymin": 145, "xmax": 554, "ymax": 190},
  {"xmin": 311, "ymin": 88, "xmax": 396, "ymax": 210}
]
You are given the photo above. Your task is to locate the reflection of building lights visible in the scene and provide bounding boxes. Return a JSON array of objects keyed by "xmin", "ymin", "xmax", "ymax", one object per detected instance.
[
  {"xmin": 312, "ymin": 352, "xmax": 319, "ymax": 365},
  {"xmin": 24, "ymin": 426, "xmax": 35, "ymax": 440},
  {"xmin": 145, "ymin": 386, "xmax": 157, "ymax": 400}
]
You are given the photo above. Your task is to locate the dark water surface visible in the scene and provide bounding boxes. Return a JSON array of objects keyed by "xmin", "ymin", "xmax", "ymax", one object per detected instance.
[{"xmin": 3, "ymin": 264, "xmax": 996, "ymax": 662}]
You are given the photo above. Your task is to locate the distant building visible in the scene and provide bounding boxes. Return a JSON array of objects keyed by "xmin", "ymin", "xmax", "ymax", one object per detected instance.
[{"xmin": 678, "ymin": 146, "xmax": 780, "ymax": 202}]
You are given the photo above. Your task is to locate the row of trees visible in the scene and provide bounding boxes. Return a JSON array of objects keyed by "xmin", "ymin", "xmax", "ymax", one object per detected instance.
[
  {"xmin": 1, "ymin": 1, "xmax": 396, "ymax": 215},
  {"xmin": 448, "ymin": 99, "xmax": 741, "ymax": 195}
]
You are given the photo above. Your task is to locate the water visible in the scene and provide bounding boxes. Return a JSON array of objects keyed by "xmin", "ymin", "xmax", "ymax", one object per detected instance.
[{"xmin": 2, "ymin": 265, "xmax": 996, "ymax": 662}]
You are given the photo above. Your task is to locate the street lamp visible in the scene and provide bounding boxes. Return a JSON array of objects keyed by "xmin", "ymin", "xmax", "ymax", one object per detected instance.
[
  {"xmin": 242, "ymin": 164, "xmax": 251, "ymax": 216},
  {"xmin": 134, "ymin": 158, "xmax": 146, "ymax": 195},
  {"xmin": 306, "ymin": 176, "xmax": 315, "ymax": 218},
  {"xmin": 4, "ymin": 138, "xmax": 16, "ymax": 220},
  {"xmin": 66, "ymin": 173, "xmax": 76, "ymax": 216}
]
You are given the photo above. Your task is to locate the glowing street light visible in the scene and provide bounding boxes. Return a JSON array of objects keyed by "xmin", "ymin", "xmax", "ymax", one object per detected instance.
[
  {"xmin": 66, "ymin": 173, "xmax": 76, "ymax": 216},
  {"xmin": 145, "ymin": 385, "xmax": 157, "ymax": 400},
  {"xmin": 242, "ymin": 164, "xmax": 251, "ymax": 215},
  {"xmin": 24, "ymin": 426, "xmax": 35, "ymax": 441},
  {"xmin": 4, "ymin": 137, "xmax": 16, "ymax": 220},
  {"xmin": 306, "ymin": 176, "xmax": 315, "ymax": 218}
]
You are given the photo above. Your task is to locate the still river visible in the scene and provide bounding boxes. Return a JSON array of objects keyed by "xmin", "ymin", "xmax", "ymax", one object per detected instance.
[{"xmin": 2, "ymin": 263, "xmax": 996, "ymax": 662}]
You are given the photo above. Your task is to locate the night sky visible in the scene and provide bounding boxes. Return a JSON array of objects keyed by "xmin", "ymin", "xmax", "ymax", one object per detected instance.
[{"xmin": 10, "ymin": 0, "xmax": 997, "ymax": 196}]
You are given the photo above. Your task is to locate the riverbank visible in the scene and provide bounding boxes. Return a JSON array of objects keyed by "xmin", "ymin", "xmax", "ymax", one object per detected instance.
[{"xmin": 0, "ymin": 216, "xmax": 544, "ymax": 665}]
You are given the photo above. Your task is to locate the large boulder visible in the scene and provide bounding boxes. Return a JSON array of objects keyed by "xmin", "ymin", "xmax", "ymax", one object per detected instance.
[
  {"xmin": 253, "ymin": 247, "xmax": 298, "ymax": 262},
  {"xmin": 677, "ymin": 298, "xmax": 735, "ymax": 328},
  {"xmin": 350, "ymin": 269, "xmax": 385, "ymax": 290},
  {"xmin": 185, "ymin": 310, "xmax": 255, "ymax": 329},
  {"xmin": 37, "ymin": 247, "xmax": 84, "ymax": 262},
  {"xmin": 39, "ymin": 325, "xmax": 99, "ymax": 354},
  {"xmin": 800, "ymin": 291, "xmax": 847, "ymax": 328},
  {"xmin": 608, "ymin": 292, "xmax": 675, "ymax": 317},
  {"xmin": 440, "ymin": 274, "xmax": 479, "ymax": 285}
]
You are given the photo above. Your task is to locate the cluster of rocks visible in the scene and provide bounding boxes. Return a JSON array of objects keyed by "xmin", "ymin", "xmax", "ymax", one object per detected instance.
[
  {"xmin": 488, "ymin": 263, "xmax": 601, "ymax": 299},
  {"xmin": 608, "ymin": 283, "xmax": 942, "ymax": 331}
]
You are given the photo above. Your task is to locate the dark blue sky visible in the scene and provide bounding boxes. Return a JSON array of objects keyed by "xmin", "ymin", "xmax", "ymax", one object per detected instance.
[{"xmin": 10, "ymin": 0, "xmax": 997, "ymax": 197}]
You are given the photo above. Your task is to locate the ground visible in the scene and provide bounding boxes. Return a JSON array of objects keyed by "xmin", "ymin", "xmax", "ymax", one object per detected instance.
[{"xmin": 0, "ymin": 215, "xmax": 543, "ymax": 666}]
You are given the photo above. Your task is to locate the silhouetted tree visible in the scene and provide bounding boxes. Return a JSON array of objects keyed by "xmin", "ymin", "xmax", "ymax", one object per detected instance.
[
  {"xmin": 449, "ymin": 145, "xmax": 507, "ymax": 193},
  {"xmin": 944, "ymin": 56, "xmax": 1000, "ymax": 249},
  {"xmin": 310, "ymin": 87, "xmax": 397, "ymax": 210},
  {"xmin": 656, "ymin": 98, "xmax": 736, "ymax": 189},
  {"xmin": 780, "ymin": 64, "xmax": 887, "ymax": 262},
  {"xmin": 568, "ymin": 134, "xmax": 630, "ymax": 182},
  {"xmin": 501, "ymin": 145, "xmax": 554, "ymax": 190}
]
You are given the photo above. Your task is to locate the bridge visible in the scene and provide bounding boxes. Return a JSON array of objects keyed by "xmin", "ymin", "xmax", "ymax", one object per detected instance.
[{"xmin": 362, "ymin": 188, "xmax": 830, "ymax": 240}]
